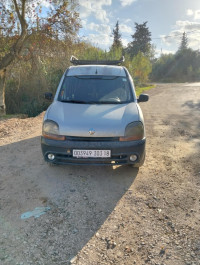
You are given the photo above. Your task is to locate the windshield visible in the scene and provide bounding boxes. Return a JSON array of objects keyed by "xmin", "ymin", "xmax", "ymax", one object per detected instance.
[{"xmin": 58, "ymin": 75, "xmax": 133, "ymax": 104}]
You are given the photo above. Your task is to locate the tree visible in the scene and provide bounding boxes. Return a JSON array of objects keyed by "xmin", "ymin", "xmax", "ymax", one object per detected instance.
[
  {"xmin": 0, "ymin": 0, "xmax": 80, "ymax": 114},
  {"xmin": 151, "ymin": 49, "xmax": 200, "ymax": 82},
  {"xmin": 127, "ymin": 22, "xmax": 151, "ymax": 58},
  {"xmin": 111, "ymin": 21, "xmax": 123, "ymax": 50},
  {"xmin": 178, "ymin": 32, "xmax": 188, "ymax": 52},
  {"xmin": 151, "ymin": 53, "xmax": 175, "ymax": 82},
  {"xmin": 4, "ymin": 38, "xmax": 95, "ymax": 116},
  {"xmin": 132, "ymin": 52, "xmax": 152, "ymax": 84}
]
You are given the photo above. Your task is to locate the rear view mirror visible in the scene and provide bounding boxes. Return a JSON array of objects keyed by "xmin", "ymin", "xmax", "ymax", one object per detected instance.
[
  {"xmin": 44, "ymin": 92, "xmax": 53, "ymax": 101},
  {"xmin": 138, "ymin": 94, "xmax": 149, "ymax": 103}
]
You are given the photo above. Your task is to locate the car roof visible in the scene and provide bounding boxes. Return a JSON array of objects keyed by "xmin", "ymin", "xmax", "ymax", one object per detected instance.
[{"xmin": 66, "ymin": 65, "xmax": 126, "ymax": 77}]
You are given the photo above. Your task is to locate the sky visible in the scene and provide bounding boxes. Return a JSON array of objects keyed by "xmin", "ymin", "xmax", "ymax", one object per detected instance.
[{"xmin": 77, "ymin": 0, "xmax": 200, "ymax": 55}]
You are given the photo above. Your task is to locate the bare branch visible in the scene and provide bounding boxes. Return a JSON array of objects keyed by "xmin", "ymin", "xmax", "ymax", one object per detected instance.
[
  {"xmin": 13, "ymin": 0, "xmax": 22, "ymax": 23},
  {"xmin": 22, "ymin": 0, "xmax": 26, "ymax": 19},
  {"xmin": 13, "ymin": 0, "xmax": 27, "ymax": 32}
]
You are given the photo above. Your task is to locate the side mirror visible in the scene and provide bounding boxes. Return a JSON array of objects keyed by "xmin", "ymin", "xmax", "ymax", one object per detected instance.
[
  {"xmin": 44, "ymin": 92, "xmax": 53, "ymax": 101},
  {"xmin": 138, "ymin": 94, "xmax": 149, "ymax": 103}
]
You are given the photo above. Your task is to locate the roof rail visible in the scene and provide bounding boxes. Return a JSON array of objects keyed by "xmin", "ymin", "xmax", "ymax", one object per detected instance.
[{"xmin": 70, "ymin": 55, "xmax": 125, "ymax": 66}]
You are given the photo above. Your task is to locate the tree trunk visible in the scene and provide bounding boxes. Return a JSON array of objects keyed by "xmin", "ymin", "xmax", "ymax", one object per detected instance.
[{"xmin": 0, "ymin": 69, "xmax": 6, "ymax": 115}]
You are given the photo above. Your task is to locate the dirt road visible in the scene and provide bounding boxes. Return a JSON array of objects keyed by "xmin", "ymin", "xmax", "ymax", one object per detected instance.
[{"xmin": 0, "ymin": 83, "xmax": 199, "ymax": 265}]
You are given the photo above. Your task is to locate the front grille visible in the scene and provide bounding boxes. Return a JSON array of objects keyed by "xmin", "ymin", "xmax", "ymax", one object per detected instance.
[
  {"xmin": 66, "ymin": 136, "xmax": 119, "ymax": 142},
  {"xmin": 56, "ymin": 154, "xmax": 127, "ymax": 159},
  {"xmin": 54, "ymin": 154, "xmax": 128, "ymax": 165}
]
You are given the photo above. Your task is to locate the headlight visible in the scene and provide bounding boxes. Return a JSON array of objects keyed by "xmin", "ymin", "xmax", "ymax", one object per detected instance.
[
  {"xmin": 120, "ymin": 122, "xmax": 144, "ymax": 141},
  {"xmin": 42, "ymin": 120, "xmax": 65, "ymax": 140},
  {"xmin": 43, "ymin": 120, "xmax": 59, "ymax": 134}
]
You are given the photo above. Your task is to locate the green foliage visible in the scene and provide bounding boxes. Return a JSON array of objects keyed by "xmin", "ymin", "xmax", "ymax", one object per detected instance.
[
  {"xmin": 78, "ymin": 46, "xmax": 152, "ymax": 86},
  {"xmin": 0, "ymin": 114, "xmax": 28, "ymax": 120},
  {"xmin": 151, "ymin": 32, "xmax": 200, "ymax": 82},
  {"xmin": 46, "ymin": 68, "xmax": 63, "ymax": 93},
  {"xmin": 178, "ymin": 32, "xmax": 188, "ymax": 52},
  {"xmin": 4, "ymin": 37, "xmax": 90, "ymax": 116},
  {"xmin": 151, "ymin": 49, "xmax": 200, "ymax": 82},
  {"xmin": 127, "ymin": 22, "xmax": 152, "ymax": 58},
  {"xmin": 131, "ymin": 52, "xmax": 152, "ymax": 85},
  {"xmin": 111, "ymin": 21, "xmax": 123, "ymax": 50},
  {"xmin": 3, "ymin": 18, "xmax": 154, "ymax": 116},
  {"xmin": 0, "ymin": 0, "xmax": 81, "ymax": 115},
  {"xmin": 0, "ymin": 0, "xmax": 81, "ymax": 45},
  {"xmin": 108, "ymin": 47, "xmax": 123, "ymax": 60},
  {"xmin": 135, "ymin": 85, "xmax": 155, "ymax": 96},
  {"xmin": 3, "ymin": 6, "xmax": 199, "ymax": 118},
  {"xmin": 5, "ymin": 70, "xmax": 50, "ymax": 117},
  {"xmin": 79, "ymin": 46, "xmax": 107, "ymax": 60}
]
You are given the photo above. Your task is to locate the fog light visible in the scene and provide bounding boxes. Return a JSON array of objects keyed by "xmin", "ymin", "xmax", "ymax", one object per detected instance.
[
  {"xmin": 130, "ymin": 154, "xmax": 137, "ymax": 162},
  {"xmin": 48, "ymin": 153, "xmax": 55, "ymax": 161}
]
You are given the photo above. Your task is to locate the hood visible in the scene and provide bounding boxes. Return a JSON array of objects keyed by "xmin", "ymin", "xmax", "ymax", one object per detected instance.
[{"xmin": 46, "ymin": 101, "xmax": 139, "ymax": 137}]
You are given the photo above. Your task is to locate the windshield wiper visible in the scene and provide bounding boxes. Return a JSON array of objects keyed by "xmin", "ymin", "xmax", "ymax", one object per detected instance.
[
  {"xmin": 60, "ymin": 99, "xmax": 128, "ymax": 104},
  {"xmin": 98, "ymin": 101, "xmax": 126, "ymax": 104},
  {"xmin": 60, "ymin": 99, "xmax": 88, "ymax": 104},
  {"xmin": 85, "ymin": 101, "xmax": 100, "ymax": 104}
]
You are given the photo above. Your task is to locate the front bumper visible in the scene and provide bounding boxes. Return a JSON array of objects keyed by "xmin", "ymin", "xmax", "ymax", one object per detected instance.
[{"xmin": 41, "ymin": 136, "xmax": 146, "ymax": 166}]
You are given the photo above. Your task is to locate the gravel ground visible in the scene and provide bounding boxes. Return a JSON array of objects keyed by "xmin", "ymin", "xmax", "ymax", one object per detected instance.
[{"xmin": 0, "ymin": 83, "xmax": 199, "ymax": 265}]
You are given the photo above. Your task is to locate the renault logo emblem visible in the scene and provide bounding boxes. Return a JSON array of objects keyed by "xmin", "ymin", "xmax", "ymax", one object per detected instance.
[{"xmin": 89, "ymin": 128, "xmax": 95, "ymax": 135}]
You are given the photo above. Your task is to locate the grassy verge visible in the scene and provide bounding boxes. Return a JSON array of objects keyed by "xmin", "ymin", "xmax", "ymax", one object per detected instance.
[
  {"xmin": 0, "ymin": 114, "xmax": 28, "ymax": 120},
  {"xmin": 135, "ymin": 85, "xmax": 155, "ymax": 96}
]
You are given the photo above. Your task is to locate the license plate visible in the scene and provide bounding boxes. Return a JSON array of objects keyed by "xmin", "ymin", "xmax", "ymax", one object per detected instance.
[{"xmin": 73, "ymin": 150, "xmax": 111, "ymax": 158}]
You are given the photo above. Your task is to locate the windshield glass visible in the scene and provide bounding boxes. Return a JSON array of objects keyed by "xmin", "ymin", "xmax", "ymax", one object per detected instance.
[{"xmin": 58, "ymin": 75, "xmax": 133, "ymax": 104}]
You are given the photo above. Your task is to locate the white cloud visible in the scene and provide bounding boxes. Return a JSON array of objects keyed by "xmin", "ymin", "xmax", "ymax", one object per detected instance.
[
  {"xmin": 160, "ymin": 33, "xmax": 179, "ymax": 47},
  {"xmin": 40, "ymin": 0, "xmax": 53, "ymax": 8},
  {"xmin": 161, "ymin": 49, "xmax": 175, "ymax": 54},
  {"xmin": 78, "ymin": 3, "xmax": 92, "ymax": 19},
  {"xmin": 86, "ymin": 23, "xmax": 111, "ymax": 35},
  {"xmin": 194, "ymin": 10, "xmax": 200, "ymax": 20},
  {"xmin": 81, "ymin": 19, "xmax": 88, "ymax": 27},
  {"xmin": 94, "ymin": 9, "xmax": 109, "ymax": 23},
  {"xmin": 155, "ymin": 48, "xmax": 175, "ymax": 57},
  {"xmin": 186, "ymin": 9, "xmax": 194, "ymax": 16},
  {"xmin": 175, "ymin": 20, "xmax": 200, "ymax": 30},
  {"xmin": 123, "ymin": 18, "xmax": 132, "ymax": 23},
  {"xmin": 82, "ymin": 33, "xmax": 113, "ymax": 50},
  {"xmin": 83, "ymin": 22, "xmax": 132, "ymax": 49},
  {"xmin": 78, "ymin": 0, "xmax": 111, "ymax": 23},
  {"xmin": 120, "ymin": 24, "xmax": 133, "ymax": 34},
  {"xmin": 161, "ymin": 20, "xmax": 200, "ymax": 50},
  {"xmin": 120, "ymin": 0, "xmax": 137, "ymax": 7},
  {"xmin": 121, "ymin": 38, "xmax": 129, "ymax": 47},
  {"xmin": 186, "ymin": 9, "xmax": 200, "ymax": 20}
]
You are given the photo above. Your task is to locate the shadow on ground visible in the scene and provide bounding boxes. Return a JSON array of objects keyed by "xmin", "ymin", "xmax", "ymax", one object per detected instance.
[
  {"xmin": 0, "ymin": 136, "xmax": 138, "ymax": 264},
  {"xmin": 182, "ymin": 100, "xmax": 200, "ymax": 111}
]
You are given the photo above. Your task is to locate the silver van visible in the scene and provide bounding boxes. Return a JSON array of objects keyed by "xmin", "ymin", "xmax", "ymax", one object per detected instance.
[{"xmin": 41, "ymin": 56, "xmax": 149, "ymax": 167}]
